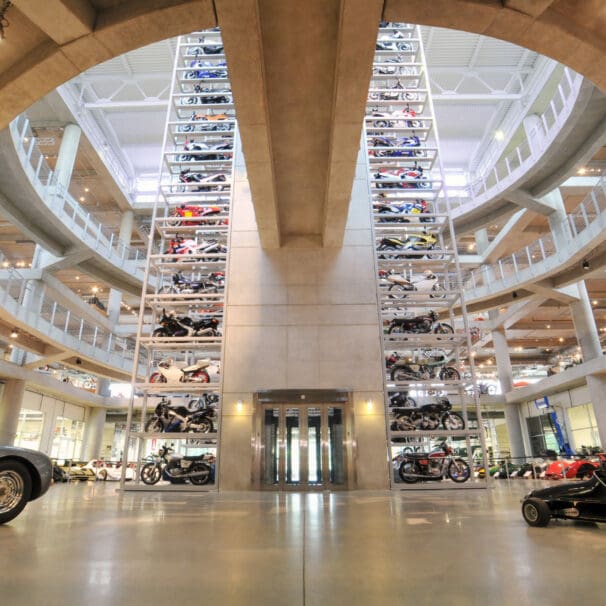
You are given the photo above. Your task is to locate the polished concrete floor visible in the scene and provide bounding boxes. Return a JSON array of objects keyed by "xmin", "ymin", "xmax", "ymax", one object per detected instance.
[{"xmin": 0, "ymin": 481, "xmax": 604, "ymax": 606}]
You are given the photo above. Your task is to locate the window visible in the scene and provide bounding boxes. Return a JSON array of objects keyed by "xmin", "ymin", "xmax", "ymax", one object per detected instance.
[{"xmin": 14, "ymin": 409, "xmax": 44, "ymax": 450}]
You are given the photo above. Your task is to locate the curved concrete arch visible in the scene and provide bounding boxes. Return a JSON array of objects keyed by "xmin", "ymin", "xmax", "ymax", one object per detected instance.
[{"xmin": 2, "ymin": 1, "xmax": 606, "ymax": 248}]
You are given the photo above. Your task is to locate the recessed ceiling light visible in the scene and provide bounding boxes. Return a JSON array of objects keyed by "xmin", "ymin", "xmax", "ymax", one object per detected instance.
[
  {"xmin": 84, "ymin": 188, "xmax": 90, "ymax": 192},
  {"xmin": 494, "ymin": 130, "xmax": 504, "ymax": 141},
  {"xmin": 578, "ymin": 168, "xmax": 587, "ymax": 175}
]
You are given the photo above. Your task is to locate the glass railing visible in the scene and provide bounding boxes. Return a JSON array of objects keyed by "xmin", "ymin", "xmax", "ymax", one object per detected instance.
[
  {"xmin": 444, "ymin": 67, "xmax": 583, "ymax": 213},
  {"xmin": 465, "ymin": 173, "xmax": 606, "ymax": 292},
  {"xmin": 10, "ymin": 115, "xmax": 147, "ymax": 266}
]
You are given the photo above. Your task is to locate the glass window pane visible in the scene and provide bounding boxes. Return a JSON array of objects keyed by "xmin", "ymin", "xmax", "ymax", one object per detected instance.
[
  {"xmin": 263, "ymin": 408, "xmax": 279, "ymax": 486},
  {"xmin": 285, "ymin": 408, "xmax": 300, "ymax": 484},
  {"xmin": 328, "ymin": 407, "xmax": 345, "ymax": 484},
  {"xmin": 307, "ymin": 408, "xmax": 322, "ymax": 484}
]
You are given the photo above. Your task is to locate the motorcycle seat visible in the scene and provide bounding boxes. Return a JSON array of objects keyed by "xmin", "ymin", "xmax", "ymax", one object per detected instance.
[{"xmin": 183, "ymin": 455, "xmax": 206, "ymax": 462}]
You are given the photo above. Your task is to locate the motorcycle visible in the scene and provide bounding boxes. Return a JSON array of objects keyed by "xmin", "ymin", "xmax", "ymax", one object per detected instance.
[
  {"xmin": 167, "ymin": 204, "xmax": 223, "ymax": 226},
  {"xmin": 176, "ymin": 169, "xmax": 229, "ymax": 192},
  {"xmin": 181, "ymin": 85, "xmax": 232, "ymax": 105},
  {"xmin": 185, "ymin": 42, "xmax": 224, "ymax": 56},
  {"xmin": 373, "ymin": 167, "xmax": 430, "ymax": 189},
  {"xmin": 390, "ymin": 398, "xmax": 465, "ymax": 431},
  {"xmin": 144, "ymin": 397, "xmax": 215, "ymax": 433},
  {"xmin": 387, "ymin": 310, "xmax": 453, "ymax": 335},
  {"xmin": 385, "ymin": 269, "xmax": 444, "ymax": 298},
  {"xmin": 177, "ymin": 112, "xmax": 232, "ymax": 133},
  {"xmin": 153, "ymin": 309, "xmax": 220, "ymax": 338},
  {"xmin": 178, "ymin": 140, "xmax": 233, "ymax": 162},
  {"xmin": 390, "ymin": 351, "xmax": 460, "ymax": 382},
  {"xmin": 164, "ymin": 236, "xmax": 227, "ymax": 261},
  {"xmin": 398, "ymin": 441, "xmax": 471, "ymax": 483},
  {"xmin": 140, "ymin": 445, "xmax": 213, "ymax": 485},
  {"xmin": 389, "ymin": 391, "xmax": 417, "ymax": 407},
  {"xmin": 368, "ymin": 108, "xmax": 421, "ymax": 129},
  {"xmin": 159, "ymin": 271, "xmax": 225, "ymax": 295},
  {"xmin": 149, "ymin": 358, "xmax": 211, "ymax": 384},
  {"xmin": 377, "ymin": 232, "xmax": 441, "ymax": 259},
  {"xmin": 375, "ymin": 199, "xmax": 433, "ymax": 222},
  {"xmin": 368, "ymin": 135, "xmax": 422, "ymax": 157},
  {"xmin": 185, "ymin": 60, "xmax": 227, "ymax": 80}
]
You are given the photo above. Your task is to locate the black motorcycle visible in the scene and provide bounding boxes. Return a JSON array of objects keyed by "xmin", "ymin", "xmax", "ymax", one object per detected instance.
[
  {"xmin": 398, "ymin": 442, "xmax": 470, "ymax": 483},
  {"xmin": 140, "ymin": 446, "xmax": 213, "ymax": 486},
  {"xmin": 153, "ymin": 309, "xmax": 220, "ymax": 338},
  {"xmin": 390, "ymin": 352, "xmax": 460, "ymax": 382},
  {"xmin": 144, "ymin": 397, "xmax": 215, "ymax": 433},
  {"xmin": 390, "ymin": 397, "xmax": 465, "ymax": 431},
  {"xmin": 387, "ymin": 310, "xmax": 453, "ymax": 335}
]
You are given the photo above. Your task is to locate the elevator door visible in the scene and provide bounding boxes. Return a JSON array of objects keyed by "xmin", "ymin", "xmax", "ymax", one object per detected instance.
[{"xmin": 260, "ymin": 404, "xmax": 347, "ymax": 489}]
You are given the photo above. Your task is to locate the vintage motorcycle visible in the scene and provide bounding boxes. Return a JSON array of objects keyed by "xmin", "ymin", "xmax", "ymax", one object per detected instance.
[
  {"xmin": 398, "ymin": 442, "xmax": 471, "ymax": 483},
  {"xmin": 387, "ymin": 310, "xmax": 453, "ymax": 335},
  {"xmin": 152, "ymin": 309, "xmax": 220, "ymax": 338},
  {"xmin": 177, "ymin": 112, "xmax": 232, "ymax": 133},
  {"xmin": 385, "ymin": 269, "xmax": 444, "ymax": 298},
  {"xmin": 377, "ymin": 232, "xmax": 441, "ymax": 259},
  {"xmin": 367, "ymin": 108, "xmax": 421, "ymax": 129},
  {"xmin": 181, "ymin": 84, "xmax": 231, "ymax": 105},
  {"xmin": 390, "ymin": 351, "xmax": 460, "ymax": 382},
  {"xmin": 149, "ymin": 358, "xmax": 212, "ymax": 384},
  {"xmin": 185, "ymin": 59, "xmax": 227, "ymax": 80},
  {"xmin": 168, "ymin": 204, "xmax": 223, "ymax": 226},
  {"xmin": 159, "ymin": 271, "xmax": 225, "ymax": 295},
  {"xmin": 144, "ymin": 397, "xmax": 215, "ymax": 433},
  {"xmin": 140, "ymin": 445, "xmax": 213, "ymax": 485},
  {"xmin": 390, "ymin": 398, "xmax": 465, "ymax": 431}
]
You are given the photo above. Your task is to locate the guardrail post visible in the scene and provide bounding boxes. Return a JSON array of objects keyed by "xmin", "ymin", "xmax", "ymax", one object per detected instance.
[
  {"xmin": 512, "ymin": 255, "xmax": 518, "ymax": 274},
  {"xmin": 64, "ymin": 310, "xmax": 71, "ymax": 333},
  {"xmin": 568, "ymin": 215, "xmax": 577, "ymax": 236},
  {"xmin": 107, "ymin": 333, "xmax": 113, "ymax": 352},
  {"xmin": 498, "ymin": 260, "xmax": 505, "ymax": 280},
  {"xmin": 539, "ymin": 238, "xmax": 546, "ymax": 260},
  {"xmin": 50, "ymin": 301, "xmax": 57, "ymax": 325},
  {"xmin": 35, "ymin": 154, "xmax": 44, "ymax": 180},
  {"xmin": 92, "ymin": 326, "xmax": 98, "ymax": 348},
  {"xmin": 580, "ymin": 203, "xmax": 589, "ymax": 231},
  {"xmin": 19, "ymin": 117, "xmax": 30, "ymax": 141},
  {"xmin": 78, "ymin": 319, "xmax": 84, "ymax": 341},
  {"xmin": 526, "ymin": 246, "xmax": 532, "ymax": 267},
  {"xmin": 26, "ymin": 138, "xmax": 35, "ymax": 163},
  {"xmin": 591, "ymin": 191, "xmax": 601, "ymax": 216}
]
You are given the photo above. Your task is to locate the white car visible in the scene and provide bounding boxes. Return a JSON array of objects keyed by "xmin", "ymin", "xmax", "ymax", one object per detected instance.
[{"xmin": 85, "ymin": 460, "xmax": 135, "ymax": 482}]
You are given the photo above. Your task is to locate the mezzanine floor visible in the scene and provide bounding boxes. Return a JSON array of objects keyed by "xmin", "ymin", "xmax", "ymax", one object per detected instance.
[{"xmin": 0, "ymin": 480, "xmax": 604, "ymax": 606}]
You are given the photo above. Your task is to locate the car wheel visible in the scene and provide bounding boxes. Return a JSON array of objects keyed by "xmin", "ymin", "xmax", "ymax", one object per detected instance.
[
  {"xmin": 576, "ymin": 464, "xmax": 595, "ymax": 480},
  {"xmin": 522, "ymin": 497, "xmax": 551, "ymax": 527},
  {"xmin": 0, "ymin": 460, "xmax": 33, "ymax": 524}
]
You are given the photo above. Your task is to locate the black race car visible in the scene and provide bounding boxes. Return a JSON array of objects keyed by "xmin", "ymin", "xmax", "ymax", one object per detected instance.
[{"xmin": 521, "ymin": 467, "xmax": 606, "ymax": 526}]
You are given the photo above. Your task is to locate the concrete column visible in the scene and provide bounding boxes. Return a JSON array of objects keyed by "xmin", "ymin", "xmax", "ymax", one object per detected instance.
[
  {"xmin": 585, "ymin": 375, "xmax": 606, "ymax": 446},
  {"xmin": 474, "ymin": 228, "xmax": 489, "ymax": 256},
  {"xmin": 523, "ymin": 113, "xmax": 545, "ymax": 155},
  {"xmin": 544, "ymin": 188, "xmax": 570, "ymax": 252},
  {"xmin": 107, "ymin": 211, "xmax": 134, "ymax": 326},
  {"xmin": 81, "ymin": 407, "xmax": 107, "ymax": 460},
  {"xmin": 0, "ymin": 379, "xmax": 26, "ymax": 445},
  {"xmin": 54, "ymin": 123, "xmax": 81, "ymax": 191},
  {"xmin": 569, "ymin": 281, "xmax": 602, "ymax": 361},
  {"xmin": 491, "ymin": 312, "xmax": 525, "ymax": 458}
]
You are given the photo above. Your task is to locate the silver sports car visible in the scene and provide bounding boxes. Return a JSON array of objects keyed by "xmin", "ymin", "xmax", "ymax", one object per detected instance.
[{"xmin": 0, "ymin": 446, "xmax": 52, "ymax": 524}]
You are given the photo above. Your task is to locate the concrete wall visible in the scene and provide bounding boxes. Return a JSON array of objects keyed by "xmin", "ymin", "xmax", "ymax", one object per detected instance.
[{"xmin": 219, "ymin": 140, "xmax": 388, "ymax": 489}]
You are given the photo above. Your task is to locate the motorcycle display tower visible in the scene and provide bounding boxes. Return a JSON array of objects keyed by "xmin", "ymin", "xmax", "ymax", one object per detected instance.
[
  {"xmin": 367, "ymin": 23, "xmax": 488, "ymax": 488},
  {"xmin": 121, "ymin": 30, "xmax": 234, "ymax": 490}
]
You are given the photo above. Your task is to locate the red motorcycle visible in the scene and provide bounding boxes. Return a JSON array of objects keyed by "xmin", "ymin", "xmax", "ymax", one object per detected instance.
[{"xmin": 168, "ymin": 204, "xmax": 224, "ymax": 226}]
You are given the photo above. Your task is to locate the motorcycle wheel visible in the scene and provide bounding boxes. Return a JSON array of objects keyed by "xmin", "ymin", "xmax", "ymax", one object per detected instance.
[
  {"xmin": 439, "ymin": 367, "xmax": 460, "ymax": 381},
  {"xmin": 387, "ymin": 284, "xmax": 409, "ymax": 299},
  {"xmin": 189, "ymin": 418, "xmax": 212, "ymax": 433},
  {"xmin": 189, "ymin": 463, "xmax": 212, "ymax": 485},
  {"xmin": 188, "ymin": 369, "xmax": 210, "ymax": 383},
  {"xmin": 152, "ymin": 328, "xmax": 167, "ymax": 337},
  {"xmin": 424, "ymin": 248, "xmax": 445, "ymax": 260},
  {"xmin": 447, "ymin": 459, "xmax": 470, "ymax": 483},
  {"xmin": 433, "ymin": 323, "xmax": 454, "ymax": 334},
  {"xmin": 166, "ymin": 216, "xmax": 182, "ymax": 227},
  {"xmin": 398, "ymin": 460, "xmax": 420, "ymax": 483},
  {"xmin": 387, "ymin": 323, "xmax": 406, "ymax": 335},
  {"xmin": 144, "ymin": 417, "xmax": 164, "ymax": 433},
  {"xmin": 158, "ymin": 286, "xmax": 178, "ymax": 295},
  {"xmin": 149, "ymin": 373, "xmax": 167, "ymax": 384},
  {"xmin": 441, "ymin": 413, "xmax": 465, "ymax": 431},
  {"xmin": 140, "ymin": 463, "xmax": 161, "ymax": 485},
  {"xmin": 429, "ymin": 284, "xmax": 446, "ymax": 299},
  {"xmin": 391, "ymin": 367, "xmax": 413, "ymax": 382}
]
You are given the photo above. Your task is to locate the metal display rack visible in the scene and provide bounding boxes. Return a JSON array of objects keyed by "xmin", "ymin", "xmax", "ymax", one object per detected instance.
[
  {"xmin": 121, "ymin": 29, "xmax": 235, "ymax": 490},
  {"xmin": 366, "ymin": 23, "xmax": 488, "ymax": 489}
]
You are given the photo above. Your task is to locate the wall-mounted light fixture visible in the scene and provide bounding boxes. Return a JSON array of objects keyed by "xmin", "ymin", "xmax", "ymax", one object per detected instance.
[
  {"xmin": 236, "ymin": 399, "xmax": 243, "ymax": 412},
  {"xmin": 366, "ymin": 399, "xmax": 373, "ymax": 412},
  {"xmin": 10, "ymin": 329, "xmax": 18, "ymax": 339},
  {"xmin": 583, "ymin": 259, "xmax": 590, "ymax": 270}
]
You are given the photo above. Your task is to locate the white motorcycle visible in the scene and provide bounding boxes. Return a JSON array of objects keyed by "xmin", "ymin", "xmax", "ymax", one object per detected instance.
[
  {"xmin": 386, "ymin": 269, "xmax": 445, "ymax": 299},
  {"xmin": 149, "ymin": 358, "xmax": 211, "ymax": 384}
]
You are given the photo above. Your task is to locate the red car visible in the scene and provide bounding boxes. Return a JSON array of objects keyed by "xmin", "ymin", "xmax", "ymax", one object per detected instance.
[{"xmin": 545, "ymin": 453, "xmax": 605, "ymax": 480}]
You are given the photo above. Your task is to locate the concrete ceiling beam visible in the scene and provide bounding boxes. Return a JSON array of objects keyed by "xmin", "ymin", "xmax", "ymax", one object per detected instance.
[
  {"xmin": 12, "ymin": 0, "xmax": 96, "ymax": 45},
  {"xmin": 526, "ymin": 280, "xmax": 580, "ymax": 303},
  {"xmin": 503, "ymin": 189, "xmax": 557, "ymax": 216},
  {"xmin": 487, "ymin": 295, "xmax": 547, "ymax": 330},
  {"xmin": 482, "ymin": 209, "xmax": 534, "ymax": 263}
]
